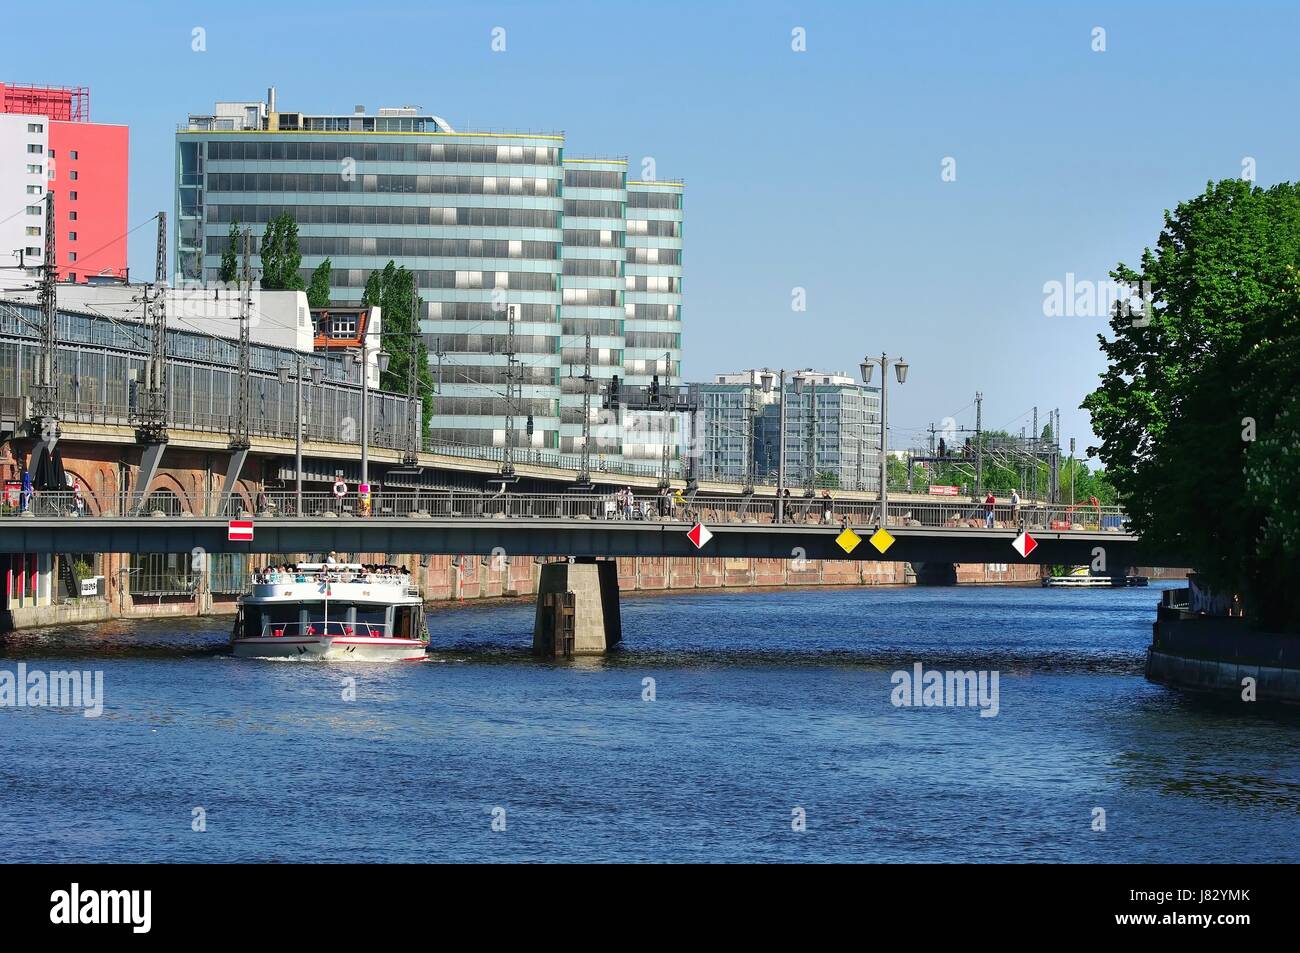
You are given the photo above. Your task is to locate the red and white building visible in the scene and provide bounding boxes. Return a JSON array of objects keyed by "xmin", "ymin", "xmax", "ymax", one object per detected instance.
[{"xmin": 0, "ymin": 82, "xmax": 128, "ymax": 282}]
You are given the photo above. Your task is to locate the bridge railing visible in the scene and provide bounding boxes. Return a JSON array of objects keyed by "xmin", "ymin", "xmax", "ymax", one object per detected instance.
[{"xmin": 3, "ymin": 487, "xmax": 1131, "ymax": 533}]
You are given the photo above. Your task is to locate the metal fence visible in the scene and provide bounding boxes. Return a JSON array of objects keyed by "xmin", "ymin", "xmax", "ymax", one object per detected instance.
[{"xmin": 3, "ymin": 487, "xmax": 1130, "ymax": 533}]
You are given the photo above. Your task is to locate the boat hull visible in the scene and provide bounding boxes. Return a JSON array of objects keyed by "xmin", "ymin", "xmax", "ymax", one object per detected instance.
[{"xmin": 232, "ymin": 636, "xmax": 427, "ymax": 661}]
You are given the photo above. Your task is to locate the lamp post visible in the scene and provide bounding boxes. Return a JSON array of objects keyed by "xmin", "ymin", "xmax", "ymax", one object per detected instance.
[
  {"xmin": 860, "ymin": 353, "xmax": 908, "ymax": 527},
  {"xmin": 760, "ymin": 369, "xmax": 786, "ymax": 522},
  {"xmin": 352, "ymin": 340, "xmax": 391, "ymax": 493},
  {"xmin": 1069, "ymin": 436, "xmax": 1076, "ymax": 509},
  {"xmin": 792, "ymin": 372, "xmax": 817, "ymax": 497},
  {"xmin": 280, "ymin": 357, "xmax": 324, "ymax": 516}
]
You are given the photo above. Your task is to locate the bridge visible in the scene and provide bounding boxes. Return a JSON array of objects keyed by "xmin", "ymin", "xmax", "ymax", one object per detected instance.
[
  {"xmin": 3, "ymin": 487, "xmax": 1153, "ymax": 564},
  {"xmin": 1, "ymin": 294, "xmax": 1171, "ymax": 648}
]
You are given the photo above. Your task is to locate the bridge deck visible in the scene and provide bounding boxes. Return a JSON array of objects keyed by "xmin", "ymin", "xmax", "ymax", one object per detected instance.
[{"xmin": 0, "ymin": 515, "xmax": 1152, "ymax": 565}]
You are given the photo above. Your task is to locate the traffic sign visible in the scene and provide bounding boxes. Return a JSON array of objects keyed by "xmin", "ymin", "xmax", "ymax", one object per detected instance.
[
  {"xmin": 837, "ymin": 527, "xmax": 862, "ymax": 553},
  {"xmin": 332, "ymin": 480, "xmax": 347, "ymax": 499},
  {"xmin": 227, "ymin": 520, "xmax": 254, "ymax": 542},
  {"xmin": 868, "ymin": 528, "xmax": 895, "ymax": 553},
  {"xmin": 687, "ymin": 523, "xmax": 713, "ymax": 549},
  {"xmin": 1011, "ymin": 531, "xmax": 1038, "ymax": 558}
]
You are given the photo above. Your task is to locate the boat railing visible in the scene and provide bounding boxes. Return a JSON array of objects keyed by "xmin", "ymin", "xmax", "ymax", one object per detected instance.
[
  {"xmin": 253, "ymin": 570, "xmax": 411, "ymax": 587},
  {"xmin": 258, "ymin": 620, "xmax": 387, "ymax": 639}
]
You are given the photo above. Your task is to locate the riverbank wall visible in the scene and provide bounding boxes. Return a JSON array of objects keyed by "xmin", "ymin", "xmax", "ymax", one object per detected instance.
[
  {"xmin": 1, "ymin": 555, "xmax": 1044, "ymax": 630},
  {"xmin": 1146, "ymin": 591, "xmax": 1300, "ymax": 705}
]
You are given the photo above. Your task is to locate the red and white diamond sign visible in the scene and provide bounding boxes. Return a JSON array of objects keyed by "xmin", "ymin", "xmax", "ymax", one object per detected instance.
[
  {"xmin": 687, "ymin": 523, "xmax": 713, "ymax": 549},
  {"xmin": 228, "ymin": 519, "xmax": 254, "ymax": 542},
  {"xmin": 1011, "ymin": 531, "xmax": 1037, "ymax": 558}
]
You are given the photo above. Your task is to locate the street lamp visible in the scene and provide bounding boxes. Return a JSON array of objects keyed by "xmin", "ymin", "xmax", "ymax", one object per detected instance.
[
  {"xmin": 791, "ymin": 373, "xmax": 818, "ymax": 496},
  {"xmin": 352, "ymin": 343, "xmax": 391, "ymax": 492},
  {"xmin": 279, "ymin": 357, "xmax": 325, "ymax": 515},
  {"xmin": 861, "ymin": 353, "xmax": 908, "ymax": 527},
  {"xmin": 760, "ymin": 368, "xmax": 789, "ymax": 521}
]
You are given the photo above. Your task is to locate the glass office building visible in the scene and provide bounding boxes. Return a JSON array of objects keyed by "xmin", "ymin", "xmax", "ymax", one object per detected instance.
[
  {"xmin": 560, "ymin": 158, "xmax": 627, "ymax": 465},
  {"xmin": 177, "ymin": 91, "xmax": 682, "ymax": 456},
  {"xmin": 698, "ymin": 369, "xmax": 881, "ymax": 490},
  {"xmin": 621, "ymin": 180, "xmax": 684, "ymax": 468}
]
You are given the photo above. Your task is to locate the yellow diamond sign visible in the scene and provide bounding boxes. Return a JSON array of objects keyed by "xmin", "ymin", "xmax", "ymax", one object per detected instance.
[
  {"xmin": 836, "ymin": 527, "xmax": 862, "ymax": 554},
  {"xmin": 869, "ymin": 528, "xmax": 895, "ymax": 554}
]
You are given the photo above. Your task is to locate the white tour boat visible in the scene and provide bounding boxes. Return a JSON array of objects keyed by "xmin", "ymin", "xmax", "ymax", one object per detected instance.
[{"xmin": 232, "ymin": 562, "xmax": 428, "ymax": 660}]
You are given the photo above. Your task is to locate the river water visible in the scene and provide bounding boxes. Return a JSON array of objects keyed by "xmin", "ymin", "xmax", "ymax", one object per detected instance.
[{"xmin": 1, "ymin": 583, "xmax": 1296, "ymax": 863}]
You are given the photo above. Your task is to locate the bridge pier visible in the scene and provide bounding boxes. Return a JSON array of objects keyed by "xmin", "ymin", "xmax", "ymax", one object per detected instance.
[{"xmin": 532, "ymin": 559, "xmax": 621, "ymax": 656}]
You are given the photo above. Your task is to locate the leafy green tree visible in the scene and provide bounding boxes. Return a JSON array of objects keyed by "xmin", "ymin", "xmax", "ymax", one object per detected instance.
[
  {"xmin": 361, "ymin": 261, "xmax": 435, "ymax": 435},
  {"xmin": 219, "ymin": 221, "xmax": 240, "ymax": 284},
  {"xmin": 886, "ymin": 455, "xmax": 908, "ymax": 490},
  {"xmin": 307, "ymin": 258, "xmax": 333, "ymax": 309},
  {"xmin": 1083, "ymin": 178, "xmax": 1300, "ymax": 629},
  {"xmin": 259, "ymin": 212, "xmax": 305, "ymax": 291}
]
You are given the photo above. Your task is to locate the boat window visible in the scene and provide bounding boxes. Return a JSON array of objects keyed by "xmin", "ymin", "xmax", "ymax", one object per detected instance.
[
  {"xmin": 251, "ymin": 604, "xmax": 301, "ymax": 635},
  {"xmin": 354, "ymin": 605, "xmax": 388, "ymax": 635}
]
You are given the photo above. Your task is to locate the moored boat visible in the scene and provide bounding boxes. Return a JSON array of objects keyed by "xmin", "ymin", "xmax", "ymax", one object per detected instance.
[
  {"xmin": 231, "ymin": 562, "xmax": 427, "ymax": 660},
  {"xmin": 1043, "ymin": 567, "xmax": 1149, "ymax": 588}
]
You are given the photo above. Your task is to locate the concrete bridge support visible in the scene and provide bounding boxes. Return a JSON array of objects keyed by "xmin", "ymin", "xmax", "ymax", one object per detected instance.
[{"xmin": 532, "ymin": 559, "xmax": 622, "ymax": 656}]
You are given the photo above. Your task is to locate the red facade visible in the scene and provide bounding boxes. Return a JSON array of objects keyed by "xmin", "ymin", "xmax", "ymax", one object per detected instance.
[
  {"xmin": 48, "ymin": 120, "xmax": 128, "ymax": 281},
  {"xmin": 1, "ymin": 82, "xmax": 127, "ymax": 282}
]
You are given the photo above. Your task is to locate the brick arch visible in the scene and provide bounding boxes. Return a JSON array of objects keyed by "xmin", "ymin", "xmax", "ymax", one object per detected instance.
[
  {"xmin": 232, "ymin": 480, "xmax": 256, "ymax": 514},
  {"xmin": 59, "ymin": 466, "xmax": 105, "ymax": 516},
  {"xmin": 145, "ymin": 472, "xmax": 195, "ymax": 515}
]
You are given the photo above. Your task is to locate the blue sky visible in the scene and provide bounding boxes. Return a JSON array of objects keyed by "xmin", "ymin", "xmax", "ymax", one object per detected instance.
[{"xmin": 6, "ymin": 0, "xmax": 1299, "ymax": 459}]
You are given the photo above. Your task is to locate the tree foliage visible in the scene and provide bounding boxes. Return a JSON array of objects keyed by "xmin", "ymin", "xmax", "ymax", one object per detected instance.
[
  {"xmin": 259, "ymin": 212, "xmax": 305, "ymax": 291},
  {"xmin": 915, "ymin": 430, "xmax": 1116, "ymax": 503},
  {"xmin": 363, "ymin": 261, "xmax": 435, "ymax": 435},
  {"xmin": 219, "ymin": 221, "xmax": 240, "ymax": 284},
  {"xmin": 1082, "ymin": 178, "xmax": 1300, "ymax": 629},
  {"xmin": 307, "ymin": 258, "xmax": 333, "ymax": 309}
]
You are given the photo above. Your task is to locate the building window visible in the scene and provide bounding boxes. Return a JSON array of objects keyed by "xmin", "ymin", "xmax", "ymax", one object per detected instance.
[
  {"xmin": 27, "ymin": 122, "xmax": 43, "ymax": 133},
  {"xmin": 330, "ymin": 315, "xmax": 357, "ymax": 338},
  {"xmin": 26, "ymin": 185, "xmax": 42, "ymax": 195},
  {"xmin": 69, "ymin": 191, "xmax": 77, "ymax": 201},
  {"xmin": 70, "ymin": 150, "xmax": 78, "ymax": 160},
  {"xmin": 26, "ymin": 164, "xmax": 42, "ymax": 174},
  {"xmin": 25, "ymin": 247, "xmax": 40, "ymax": 256},
  {"xmin": 69, "ymin": 170, "xmax": 78, "ymax": 181},
  {"xmin": 27, "ymin": 144, "xmax": 43, "ymax": 154},
  {"xmin": 68, "ymin": 232, "xmax": 77, "ymax": 241},
  {"xmin": 69, "ymin": 211, "xmax": 77, "ymax": 221},
  {"xmin": 26, "ymin": 205, "xmax": 41, "ymax": 215},
  {"xmin": 25, "ymin": 226, "xmax": 41, "ymax": 236},
  {"xmin": 68, "ymin": 252, "xmax": 77, "ymax": 262},
  {"xmin": 68, "ymin": 273, "xmax": 76, "ymax": 282}
]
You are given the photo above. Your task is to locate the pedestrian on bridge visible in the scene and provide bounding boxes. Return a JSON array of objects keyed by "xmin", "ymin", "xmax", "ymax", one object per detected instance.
[
  {"xmin": 1011, "ymin": 489, "xmax": 1021, "ymax": 526},
  {"xmin": 19, "ymin": 470, "xmax": 32, "ymax": 513},
  {"xmin": 984, "ymin": 491, "xmax": 996, "ymax": 529}
]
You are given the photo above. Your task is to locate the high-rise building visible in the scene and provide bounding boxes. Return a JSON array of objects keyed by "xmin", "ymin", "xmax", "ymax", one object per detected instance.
[
  {"xmin": 621, "ymin": 179, "xmax": 684, "ymax": 469},
  {"xmin": 560, "ymin": 158, "xmax": 627, "ymax": 464},
  {"xmin": 0, "ymin": 82, "xmax": 128, "ymax": 282},
  {"xmin": 177, "ymin": 89, "xmax": 684, "ymax": 462},
  {"xmin": 697, "ymin": 369, "xmax": 881, "ymax": 490}
]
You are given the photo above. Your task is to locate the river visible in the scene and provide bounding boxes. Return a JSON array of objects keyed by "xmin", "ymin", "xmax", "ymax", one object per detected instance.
[{"xmin": 1, "ymin": 583, "xmax": 1296, "ymax": 862}]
